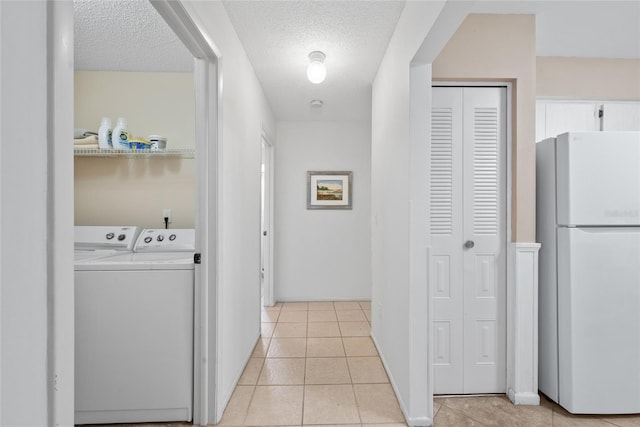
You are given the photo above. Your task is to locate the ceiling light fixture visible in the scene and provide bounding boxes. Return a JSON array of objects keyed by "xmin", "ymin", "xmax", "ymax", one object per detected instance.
[{"xmin": 306, "ymin": 51, "xmax": 326, "ymax": 84}]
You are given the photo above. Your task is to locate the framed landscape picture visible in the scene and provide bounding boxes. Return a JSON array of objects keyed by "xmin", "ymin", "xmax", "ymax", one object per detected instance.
[{"xmin": 307, "ymin": 171, "xmax": 353, "ymax": 210}]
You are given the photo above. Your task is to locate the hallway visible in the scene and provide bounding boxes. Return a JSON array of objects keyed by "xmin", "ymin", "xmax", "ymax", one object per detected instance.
[
  {"xmin": 220, "ymin": 302, "xmax": 640, "ymax": 427},
  {"xmin": 81, "ymin": 300, "xmax": 640, "ymax": 427},
  {"xmin": 219, "ymin": 301, "xmax": 406, "ymax": 426}
]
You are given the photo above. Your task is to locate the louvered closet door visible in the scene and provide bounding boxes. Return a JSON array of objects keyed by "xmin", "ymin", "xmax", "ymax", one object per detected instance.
[
  {"xmin": 431, "ymin": 87, "xmax": 465, "ymax": 393},
  {"xmin": 431, "ymin": 87, "xmax": 506, "ymax": 394}
]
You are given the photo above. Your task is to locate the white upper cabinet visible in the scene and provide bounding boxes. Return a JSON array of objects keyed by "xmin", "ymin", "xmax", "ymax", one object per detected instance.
[
  {"xmin": 536, "ymin": 100, "xmax": 640, "ymax": 141},
  {"xmin": 536, "ymin": 102, "xmax": 600, "ymax": 142},
  {"xmin": 601, "ymin": 103, "xmax": 640, "ymax": 131}
]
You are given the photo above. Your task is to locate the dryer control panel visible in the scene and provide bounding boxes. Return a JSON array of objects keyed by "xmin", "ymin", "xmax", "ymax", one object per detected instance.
[
  {"xmin": 75, "ymin": 226, "xmax": 141, "ymax": 250},
  {"xmin": 134, "ymin": 229, "xmax": 195, "ymax": 252}
]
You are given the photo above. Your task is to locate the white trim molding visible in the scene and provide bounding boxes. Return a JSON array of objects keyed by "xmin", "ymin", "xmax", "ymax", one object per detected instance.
[
  {"xmin": 150, "ymin": 2, "xmax": 221, "ymax": 424},
  {"xmin": 507, "ymin": 242, "xmax": 541, "ymax": 405},
  {"xmin": 371, "ymin": 333, "xmax": 431, "ymax": 427},
  {"xmin": 408, "ymin": 63, "xmax": 432, "ymax": 427}
]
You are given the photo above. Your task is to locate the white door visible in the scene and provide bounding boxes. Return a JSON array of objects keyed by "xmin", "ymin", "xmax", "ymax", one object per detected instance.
[
  {"xmin": 431, "ymin": 87, "xmax": 507, "ymax": 394},
  {"xmin": 261, "ymin": 137, "xmax": 275, "ymax": 306}
]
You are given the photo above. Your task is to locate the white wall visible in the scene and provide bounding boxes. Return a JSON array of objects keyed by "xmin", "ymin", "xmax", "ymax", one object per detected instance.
[
  {"xmin": 0, "ymin": 3, "xmax": 48, "ymax": 423},
  {"xmin": 275, "ymin": 121, "xmax": 371, "ymax": 301},
  {"xmin": 1, "ymin": 1, "xmax": 75, "ymax": 425},
  {"xmin": 370, "ymin": 2, "xmax": 448, "ymax": 425},
  {"xmin": 181, "ymin": 2, "xmax": 276, "ymax": 419}
]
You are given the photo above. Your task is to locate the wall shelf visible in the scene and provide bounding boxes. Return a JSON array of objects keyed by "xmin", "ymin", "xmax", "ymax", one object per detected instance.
[{"xmin": 74, "ymin": 148, "xmax": 195, "ymax": 159}]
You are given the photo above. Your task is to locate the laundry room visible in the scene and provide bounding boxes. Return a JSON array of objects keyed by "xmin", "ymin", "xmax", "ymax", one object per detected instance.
[
  {"xmin": 71, "ymin": 1, "xmax": 201, "ymax": 423},
  {"xmin": 74, "ymin": 71, "xmax": 195, "ymax": 228},
  {"xmin": 73, "ymin": 0, "xmax": 195, "ymax": 229},
  {"xmin": 73, "ymin": 67, "xmax": 199, "ymax": 420}
]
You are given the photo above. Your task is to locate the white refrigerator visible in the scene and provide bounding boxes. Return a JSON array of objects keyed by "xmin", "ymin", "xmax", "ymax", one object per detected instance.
[{"xmin": 537, "ymin": 131, "xmax": 640, "ymax": 414}]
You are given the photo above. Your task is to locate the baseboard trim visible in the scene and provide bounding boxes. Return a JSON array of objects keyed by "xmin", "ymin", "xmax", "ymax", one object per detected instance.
[
  {"xmin": 508, "ymin": 389, "xmax": 541, "ymax": 406},
  {"xmin": 407, "ymin": 415, "xmax": 433, "ymax": 426},
  {"xmin": 217, "ymin": 332, "xmax": 261, "ymax": 420},
  {"xmin": 370, "ymin": 332, "xmax": 411, "ymax": 425}
]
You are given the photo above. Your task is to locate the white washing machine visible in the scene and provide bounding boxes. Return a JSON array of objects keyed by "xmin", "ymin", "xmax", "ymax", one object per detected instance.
[
  {"xmin": 75, "ymin": 228, "xmax": 195, "ymax": 425},
  {"xmin": 74, "ymin": 225, "xmax": 141, "ymax": 262}
]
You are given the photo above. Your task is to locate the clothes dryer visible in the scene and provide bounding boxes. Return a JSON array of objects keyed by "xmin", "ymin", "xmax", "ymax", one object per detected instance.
[{"xmin": 74, "ymin": 229, "xmax": 195, "ymax": 424}]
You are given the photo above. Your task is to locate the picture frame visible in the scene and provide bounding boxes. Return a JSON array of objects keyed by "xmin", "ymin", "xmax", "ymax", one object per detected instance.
[{"xmin": 307, "ymin": 171, "xmax": 353, "ymax": 210}]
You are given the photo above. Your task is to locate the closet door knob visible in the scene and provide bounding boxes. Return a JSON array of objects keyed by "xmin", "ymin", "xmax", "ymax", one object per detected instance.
[{"xmin": 464, "ymin": 240, "xmax": 475, "ymax": 249}]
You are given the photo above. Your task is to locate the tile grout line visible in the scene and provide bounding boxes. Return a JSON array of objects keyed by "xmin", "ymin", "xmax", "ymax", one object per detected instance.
[
  {"xmin": 240, "ymin": 341, "xmax": 267, "ymax": 426},
  {"xmin": 240, "ymin": 309, "xmax": 276, "ymax": 425},
  {"xmin": 301, "ymin": 306, "xmax": 309, "ymax": 426},
  {"xmin": 433, "ymin": 399, "xmax": 442, "ymax": 420},
  {"xmin": 240, "ymin": 383, "xmax": 258, "ymax": 426},
  {"xmin": 599, "ymin": 417, "xmax": 630, "ymax": 427},
  {"xmin": 259, "ymin": 302, "xmax": 383, "ymax": 427},
  {"xmin": 259, "ymin": 302, "xmax": 640, "ymax": 427},
  {"xmin": 342, "ymin": 333, "xmax": 365, "ymax": 426},
  {"xmin": 446, "ymin": 404, "xmax": 490, "ymax": 427},
  {"xmin": 251, "ymin": 305, "xmax": 278, "ymax": 424}
]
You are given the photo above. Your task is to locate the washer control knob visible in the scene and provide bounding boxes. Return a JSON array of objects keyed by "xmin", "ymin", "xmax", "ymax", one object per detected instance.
[
  {"xmin": 106, "ymin": 233, "xmax": 115, "ymax": 240},
  {"xmin": 157, "ymin": 235, "xmax": 165, "ymax": 242},
  {"xmin": 144, "ymin": 236, "xmax": 153, "ymax": 244},
  {"xmin": 169, "ymin": 234, "xmax": 177, "ymax": 241},
  {"xmin": 117, "ymin": 234, "xmax": 126, "ymax": 241}
]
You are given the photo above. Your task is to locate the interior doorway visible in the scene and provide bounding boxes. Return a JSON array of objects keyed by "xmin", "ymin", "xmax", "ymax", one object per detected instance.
[
  {"xmin": 64, "ymin": 1, "xmax": 221, "ymax": 425},
  {"xmin": 431, "ymin": 86, "xmax": 508, "ymax": 394},
  {"xmin": 261, "ymin": 135, "xmax": 275, "ymax": 306}
]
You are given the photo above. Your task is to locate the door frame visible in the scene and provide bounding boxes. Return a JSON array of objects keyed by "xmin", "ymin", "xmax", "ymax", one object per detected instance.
[
  {"xmin": 150, "ymin": 2, "xmax": 221, "ymax": 424},
  {"xmin": 261, "ymin": 133, "xmax": 276, "ymax": 306},
  {"xmin": 430, "ymin": 83, "xmax": 512, "ymax": 394},
  {"xmin": 428, "ymin": 81, "xmax": 513, "ymax": 404},
  {"xmin": 50, "ymin": 1, "xmax": 222, "ymax": 424}
]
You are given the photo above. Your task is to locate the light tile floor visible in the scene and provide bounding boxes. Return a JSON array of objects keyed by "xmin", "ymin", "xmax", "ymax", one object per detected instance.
[
  {"xmin": 220, "ymin": 300, "xmax": 406, "ymax": 427},
  {"xmin": 231, "ymin": 300, "xmax": 640, "ymax": 427},
  {"xmin": 433, "ymin": 394, "xmax": 640, "ymax": 426},
  {"xmin": 83, "ymin": 300, "xmax": 640, "ymax": 427}
]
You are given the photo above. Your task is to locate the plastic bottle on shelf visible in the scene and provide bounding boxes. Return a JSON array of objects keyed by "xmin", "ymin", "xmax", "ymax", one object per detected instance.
[
  {"xmin": 98, "ymin": 117, "xmax": 112, "ymax": 149},
  {"xmin": 112, "ymin": 117, "xmax": 130, "ymax": 150}
]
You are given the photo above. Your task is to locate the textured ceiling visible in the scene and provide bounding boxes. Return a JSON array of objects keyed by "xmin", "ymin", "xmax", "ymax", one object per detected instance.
[
  {"xmin": 74, "ymin": 0, "xmax": 193, "ymax": 72},
  {"xmin": 73, "ymin": 0, "xmax": 640, "ymax": 121},
  {"xmin": 222, "ymin": 0, "xmax": 406, "ymax": 121}
]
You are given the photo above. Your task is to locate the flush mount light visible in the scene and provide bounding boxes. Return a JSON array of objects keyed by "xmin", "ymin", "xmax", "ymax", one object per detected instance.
[
  {"xmin": 310, "ymin": 99, "xmax": 324, "ymax": 108},
  {"xmin": 306, "ymin": 51, "xmax": 326, "ymax": 84}
]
